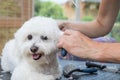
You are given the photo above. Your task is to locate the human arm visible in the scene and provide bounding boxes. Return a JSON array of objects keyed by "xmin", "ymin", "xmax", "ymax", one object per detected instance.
[
  {"xmin": 59, "ymin": 0, "xmax": 120, "ymax": 38},
  {"xmin": 58, "ymin": 30, "xmax": 120, "ymax": 63}
]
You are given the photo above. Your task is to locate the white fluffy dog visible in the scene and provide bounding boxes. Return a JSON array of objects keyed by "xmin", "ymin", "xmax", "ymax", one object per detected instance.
[{"xmin": 1, "ymin": 17, "xmax": 62, "ymax": 80}]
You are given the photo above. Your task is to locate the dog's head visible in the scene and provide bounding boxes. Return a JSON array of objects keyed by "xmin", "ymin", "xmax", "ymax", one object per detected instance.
[{"xmin": 14, "ymin": 17, "xmax": 62, "ymax": 64}]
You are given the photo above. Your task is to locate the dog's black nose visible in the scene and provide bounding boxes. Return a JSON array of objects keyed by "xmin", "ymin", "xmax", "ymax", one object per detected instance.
[{"xmin": 30, "ymin": 46, "xmax": 38, "ymax": 53}]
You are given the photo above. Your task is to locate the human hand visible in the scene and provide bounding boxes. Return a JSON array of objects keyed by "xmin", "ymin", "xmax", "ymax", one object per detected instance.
[
  {"xmin": 57, "ymin": 30, "xmax": 100, "ymax": 59},
  {"xmin": 58, "ymin": 22, "xmax": 70, "ymax": 31}
]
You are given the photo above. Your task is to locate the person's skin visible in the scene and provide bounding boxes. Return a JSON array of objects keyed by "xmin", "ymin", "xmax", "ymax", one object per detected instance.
[
  {"xmin": 59, "ymin": 0, "xmax": 120, "ymax": 38},
  {"xmin": 58, "ymin": 0, "xmax": 120, "ymax": 63}
]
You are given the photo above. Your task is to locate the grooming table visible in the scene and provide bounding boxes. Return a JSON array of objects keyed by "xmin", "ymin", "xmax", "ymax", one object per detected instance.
[{"xmin": 0, "ymin": 59, "xmax": 120, "ymax": 80}]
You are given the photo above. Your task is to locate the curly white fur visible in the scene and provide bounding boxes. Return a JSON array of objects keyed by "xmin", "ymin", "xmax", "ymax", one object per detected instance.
[{"xmin": 1, "ymin": 17, "xmax": 62, "ymax": 80}]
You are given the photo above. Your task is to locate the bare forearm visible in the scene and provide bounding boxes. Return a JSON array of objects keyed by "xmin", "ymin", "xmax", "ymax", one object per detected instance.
[
  {"xmin": 61, "ymin": 21, "xmax": 106, "ymax": 38},
  {"xmin": 91, "ymin": 42, "xmax": 120, "ymax": 63},
  {"xmin": 61, "ymin": 0, "xmax": 120, "ymax": 38},
  {"xmin": 58, "ymin": 29, "xmax": 120, "ymax": 63}
]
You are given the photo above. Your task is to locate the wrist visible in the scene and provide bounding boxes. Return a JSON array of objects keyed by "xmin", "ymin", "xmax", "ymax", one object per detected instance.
[{"xmin": 88, "ymin": 41, "xmax": 104, "ymax": 61}]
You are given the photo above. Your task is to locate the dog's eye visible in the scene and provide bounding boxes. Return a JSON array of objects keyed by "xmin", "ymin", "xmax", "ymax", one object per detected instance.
[
  {"xmin": 27, "ymin": 35, "xmax": 32, "ymax": 40},
  {"xmin": 41, "ymin": 36, "xmax": 48, "ymax": 40}
]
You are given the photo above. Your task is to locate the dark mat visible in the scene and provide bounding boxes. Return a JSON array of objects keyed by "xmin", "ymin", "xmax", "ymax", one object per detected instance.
[{"xmin": 0, "ymin": 59, "xmax": 120, "ymax": 80}]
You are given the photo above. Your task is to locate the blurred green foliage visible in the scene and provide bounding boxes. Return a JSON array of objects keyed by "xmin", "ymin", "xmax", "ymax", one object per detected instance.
[
  {"xmin": 116, "ymin": 11, "xmax": 120, "ymax": 22},
  {"xmin": 34, "ymin": 0, "xmax": 67, "ymax": 20},
  {"xmin": 110, "ymin": 11, "xmax": 120, "ymax": 42},
  {"xmin": 81, "ymin": 15, "xmax": 94, "ymax": 21},
  {"xmin": 111, "ymin": 23, "xmax": 120, "ymax": 42}
]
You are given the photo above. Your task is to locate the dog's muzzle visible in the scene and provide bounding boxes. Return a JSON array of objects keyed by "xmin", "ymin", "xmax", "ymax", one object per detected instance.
[
  {"xmin": 30, "ymin": 46, "xmax": 43, "ymax": 60},
  {"xmin": 30, "ymin": 46, "xmax": 38, "ymax": 53}
]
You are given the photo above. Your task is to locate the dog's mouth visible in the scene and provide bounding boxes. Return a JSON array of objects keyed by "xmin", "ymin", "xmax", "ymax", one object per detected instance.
[{"xmin": 32, "ymin": 53, "xmax": 43, "ymax": 60}]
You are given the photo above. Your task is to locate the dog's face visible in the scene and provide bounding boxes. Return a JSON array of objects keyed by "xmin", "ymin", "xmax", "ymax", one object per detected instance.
[{"xmin": 14, "ymin": 17, "xmax": 62, "ymax": 63}]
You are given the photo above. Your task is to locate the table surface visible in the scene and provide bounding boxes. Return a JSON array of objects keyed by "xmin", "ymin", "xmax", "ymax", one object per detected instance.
[{"xmin": 0, "ymin": 59, "xmax": 120, "ymax": 80}]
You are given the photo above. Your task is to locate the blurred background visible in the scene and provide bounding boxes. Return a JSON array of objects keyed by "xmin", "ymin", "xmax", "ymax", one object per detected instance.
[{"xmin": 0, "ymin": 0, "xmax": 120, "ymax": 56}]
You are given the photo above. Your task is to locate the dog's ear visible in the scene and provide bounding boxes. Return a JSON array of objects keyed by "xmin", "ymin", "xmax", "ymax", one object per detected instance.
[
  {"xmin": 14, "ymin": 27, "xmax": 24, "ymax": 40},
  {"xmin": 14, "ymin": 21, "xmax": 29, "ymax": 39}
]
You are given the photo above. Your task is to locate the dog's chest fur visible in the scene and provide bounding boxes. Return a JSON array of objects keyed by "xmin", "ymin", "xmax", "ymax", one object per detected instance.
[{"xmin": 27, "ymin": 53, "xmax": 60, "ymax": 77}]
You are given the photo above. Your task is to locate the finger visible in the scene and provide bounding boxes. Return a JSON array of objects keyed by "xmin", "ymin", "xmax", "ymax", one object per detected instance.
[
  {"xmin": 64, "ymin": 29, "xmax": 78, "ymax": 35},
  {"xmin": 57, "ymin": 41, "xmax": 62, "ymax": 49},
  {"xmin": 57, "ymin": 35, "xmax": 64, "ymax": 48},
  {"xmin": 58, "ymin": 22, "xmax": 66, "ymax": 31},
  {"xmin": 57, "ymin": 35, "xmax": 69, "ymax": 48}
]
